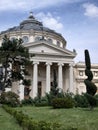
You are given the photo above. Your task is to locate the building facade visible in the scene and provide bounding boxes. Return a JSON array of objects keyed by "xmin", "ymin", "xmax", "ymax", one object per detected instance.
[
  {"xmin": 74, "ymin": 62, "xmax": 98, "ymax": 94},
  {"xmin": 0, "ymin": 13, "xmax": 98, "ymax": 100}
]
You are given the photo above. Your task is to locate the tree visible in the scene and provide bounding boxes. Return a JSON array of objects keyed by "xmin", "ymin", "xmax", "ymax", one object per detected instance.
[
  {"xmin": 0, "ymin": 35, "xmax": 31, "ymax": 92},
  {"xmin": 22, "ymin": 79, "xmax": 31, "ymax": 99},
  {"xmin": 84, "ymin": 49, "xmax": 97, "ymax": 110},
  {"xmin": 51, "ymin": 69, "xmax": 59, "ymax": 97}
]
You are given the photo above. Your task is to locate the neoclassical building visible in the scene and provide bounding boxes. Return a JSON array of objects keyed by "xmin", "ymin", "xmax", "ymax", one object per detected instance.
[{"xmin": 0, "ymin": 13, "xmax": 98, "ymax": 100}]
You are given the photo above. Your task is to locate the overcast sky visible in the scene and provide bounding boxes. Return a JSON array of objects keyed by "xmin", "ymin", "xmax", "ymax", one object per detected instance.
[{"xmin": 0, "ymin": 0, "xmax": 98, "ymax": 63}]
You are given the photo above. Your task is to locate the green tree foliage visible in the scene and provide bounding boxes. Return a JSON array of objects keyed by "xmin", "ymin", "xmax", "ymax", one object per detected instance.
[
  {"xmin": 0, "ymin": 91, "xmax": 20, "ymax": 107},
  {"xmin": 51, "ymin": 69, "xmax": 59, "ymax": 97},
  {"xmin": 22, "ymin": 79, "xmax": 31, "ymax": 98},
  {"xmin": 0, "ymin": 35, "xmax": 31, "ymax": 91},
  {"xmin": 74, "ymin": 93, "xmax": 89, "ymax": 108},
  {"xmin": 84, "ymin": 49, "xmax": 97, "ymax": 109},
  {"xmin": 46, "ymin": 69, "xmax": 60, "ymax": 105},
  {"xmin": 85, "ymin": 49, "xmax": 91, "ymax": 70}
]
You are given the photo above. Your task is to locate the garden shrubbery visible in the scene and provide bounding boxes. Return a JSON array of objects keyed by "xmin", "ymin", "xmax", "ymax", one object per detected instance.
[
  {"xmin": 0, "ymin": 91, "xmax": 20, "ymax": 107},
  {"xmin": 85, "ymin": 93, "xmax": 97, "ymax": 109},
  {"xmin": 21, "ymin": 97, "xmax": 34, "ymax": 106},
  {"xmin": 74, "ymin": 93, "xmax": 98, "ymax": 108},
  {"xmin": 74, "ymin": 93, "xmax": 89, "ymax": 108},
  {"xmin": 33, "ymin": 96, "xmax": 49, "ymax": 107},
  {"xmin": 21, "ymin": 92, "xmax": 98, "ymax": 108},
  {"xmin": 52, "ymin": 97, "xmax": 75, "ymax": 109},
  {"xmin": 1, "ymin": 90, "xmax": 98, "ymax": 109},
  {"xmin": 94, "ymin": 94, "xmax": 98, "ymax": 106},
  {"xmin": 3, "ymin": 105, "xmax": 63, "ymax": 130}
]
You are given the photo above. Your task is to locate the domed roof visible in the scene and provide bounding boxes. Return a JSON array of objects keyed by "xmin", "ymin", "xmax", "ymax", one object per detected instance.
[
  {"xmin": 19, "ymin": 12, "xmax": 43, "ymax": 30},
  {"xmin": 0, "ymin": 12, "xmax": 62, "ymax": 37}
]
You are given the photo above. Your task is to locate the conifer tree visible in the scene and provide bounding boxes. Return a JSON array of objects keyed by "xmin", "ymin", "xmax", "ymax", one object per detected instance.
[
  {"xmin": 84, "ymin": 49, "xmax": 97, "ymax": 109},
  {"xmin": 0, "ymin": 35, "xmax": 31, "ymax": 92}
]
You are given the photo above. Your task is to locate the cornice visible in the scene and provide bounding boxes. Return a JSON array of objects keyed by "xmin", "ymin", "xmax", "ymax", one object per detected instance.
[
  {"xmin": 30, "ymin": 56, "xmax": 74, "ymax": 64},
  {"xmin": 25, "ymin": 41, "xmax": 76, "ymax": 58}
]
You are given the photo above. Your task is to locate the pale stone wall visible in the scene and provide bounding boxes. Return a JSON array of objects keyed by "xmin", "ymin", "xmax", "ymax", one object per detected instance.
[{"xmin": 74, "ymin": 62, "xmax": 98, "ymax": 94}]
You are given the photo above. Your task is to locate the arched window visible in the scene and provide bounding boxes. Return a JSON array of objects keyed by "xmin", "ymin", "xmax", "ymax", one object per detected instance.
[
  {"xmin": 47, "ymin": 38, "xmax": 53, "ymax": 44},
  {"xmin": 22, "ymin": 36, "xmax": 29, "ymax": 43},
  {"xmin": 57, "ymin": 41, "xmax": 60, "ymax": 47}
]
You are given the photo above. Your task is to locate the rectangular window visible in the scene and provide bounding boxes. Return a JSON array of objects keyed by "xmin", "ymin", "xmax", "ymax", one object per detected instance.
[{"xmin": 94, "ymin": 71, "xmax": 98, "ymax": 77}]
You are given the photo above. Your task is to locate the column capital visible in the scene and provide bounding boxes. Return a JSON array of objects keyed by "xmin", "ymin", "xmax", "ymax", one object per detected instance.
[
  {"xmin": 69, "ymin": 63, "xmax": 74, "ymax": 67},
  {"xmin": 33, "ymin": 61, "xmax": 39, "ymax": 65},
  {"xmin": 58, "ymin": 62, "xmax": 64, "ymax": 66},
  {"xmin": 46, "ymin": 62, "xmax": 52, "ymax": 66}
]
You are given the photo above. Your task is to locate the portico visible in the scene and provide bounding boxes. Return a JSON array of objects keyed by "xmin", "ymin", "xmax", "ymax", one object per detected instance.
[
  {"xmin": 29, "ymin": 59, "xmax": 74, "ymax": 99},
  {"xmin": 18, "ymin": 39, "xmax": 76, "ymax": 99}
]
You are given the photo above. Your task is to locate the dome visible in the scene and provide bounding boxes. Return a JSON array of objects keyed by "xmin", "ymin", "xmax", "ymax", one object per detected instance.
[
  {"xmin": 1, "ymin": 12, "xmax": 62, "ymax": 35},
  {"xmin": 19, "ymin": 12, "xmax": 43, "ymax": 30},
  {"xmin": 0, "ymin": 12, "xmax": 67, "ymax": 48}
]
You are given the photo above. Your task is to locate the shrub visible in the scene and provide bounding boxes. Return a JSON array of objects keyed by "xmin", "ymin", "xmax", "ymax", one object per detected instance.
[
  {"xmin": 34, "ymin": 96, "xmax": 48, "ymax": 107},
  {"xmin": 45, "ymin": 92, "xmax": 54, "ymax": 106},
  {"xmin": 0, "ymin": 91, "xmax": 20, "ymax": 107},
  {"xmin": 21, "ymin": 97, "xmax": 33, "ymax": 106},
  {"xmin": 74, "ymin": 93, "xmax": 89, "ymax": 108},
  {"xmin": 52, "ymin": 97, "xmax": 75, "ymax": 109},
  {"xmin": 94, "ymin": 94, "xmax": 98, "ymax": 106},
  {"xmin": 85, "ymin": 93, "xmax": 97, "ymax": 109},
  {"xmin": 46, "ymin": 91, "xmax": 69, "ymax": 106}
]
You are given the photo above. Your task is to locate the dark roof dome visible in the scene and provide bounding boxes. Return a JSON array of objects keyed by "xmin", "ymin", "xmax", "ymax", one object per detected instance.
[
  {"xmin": 20, "ymin": 12, "xmax": 43, "ymax": 30},
  {"xmin": 0, "ymin": 12, "xmax": 63, "ymax": 38}
]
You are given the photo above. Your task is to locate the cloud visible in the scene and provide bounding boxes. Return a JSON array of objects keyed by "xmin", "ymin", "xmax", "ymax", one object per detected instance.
[
  {"xmin": 36, "ymin": 12, "xmax": 63, "ymax": 32},
  {"xmin": 0, "ymin": 0, "xmax": 83, "ymax": 11},
  {"xmin": 83, "ymin": 3, "xmax": 98, "ymax": 18}
]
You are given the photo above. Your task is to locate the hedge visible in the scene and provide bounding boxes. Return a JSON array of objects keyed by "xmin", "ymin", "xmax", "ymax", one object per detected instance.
[
  {"xmin": 52, "ymin": 97, "xmax": 75, "ymax": 109},
  {"xmin": 2, "ymin": 105, "xmax": 63, "ymax": 130}
]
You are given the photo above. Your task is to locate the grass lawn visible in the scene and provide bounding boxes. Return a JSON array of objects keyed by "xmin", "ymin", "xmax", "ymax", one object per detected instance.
[
  {"xmin": 15, "ymin": 106, "xmax": 98, "ymax": 130},
  {"xmin": 0, "ymin": 107, "xmax": 22, "ymax": 130}
]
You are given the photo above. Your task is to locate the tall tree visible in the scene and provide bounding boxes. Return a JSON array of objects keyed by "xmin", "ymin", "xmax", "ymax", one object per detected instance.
[
  {"xmin": 84, "ymin": 49, "xmax": 97, "ymax": 109},
  {"xmin": 0, "ymin": 35, "xmax": 31, "ymax": 91}
]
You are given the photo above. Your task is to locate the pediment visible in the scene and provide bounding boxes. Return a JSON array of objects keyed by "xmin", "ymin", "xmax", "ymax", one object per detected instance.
[{"xmin": 24, "ymin": 41, "xmax": 76, "ymax": 58}]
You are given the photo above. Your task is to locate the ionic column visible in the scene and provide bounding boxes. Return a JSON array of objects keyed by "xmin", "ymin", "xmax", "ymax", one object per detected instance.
[
  {"xmin": 69, "ymin": 63, "xmax": 73, "ymax": 93},
  {"xmin": 32, "ymin": 61, "xmax": 39, "ymax": 98},
  {"xmin": 46, "ymin": 62, "xmax": 52, "ymax": 93},
  {"xmin": 58, "ymin": 63, "xmax": 64, "ymax": 91}
]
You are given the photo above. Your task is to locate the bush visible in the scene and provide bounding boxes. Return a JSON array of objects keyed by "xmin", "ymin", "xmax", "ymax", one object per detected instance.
[
  {"xmin": 34, "ymin": 96, "xmax": 48, "ymax": 107},
  {"xmin": 21, "ymin": 97, "xmax": 33, "ymax": 106},
  {"xmin": 85, "ymin": 93, "xmax": 97, "ymax": 109},
  {"xmin": 94, "ymin": 94, "xmax": 98, "ymax": 106},
  {"xmin": 74, "ymin": 93, "xmax": 89, "ymax": 108},
  {"xmin": 0, "ymin": 91, "xmax": 20, "ymax": 107},
  {"xmin": 46, "ymin": 91, "xmax": 71, "ymax": 106},
  {"xmin": 45, "ymin": 92, "xmax": 53, "ymax": 106},
  {"xmin": 52, "ymin": 97, "xmax": 75, "ymax": 109}
]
